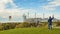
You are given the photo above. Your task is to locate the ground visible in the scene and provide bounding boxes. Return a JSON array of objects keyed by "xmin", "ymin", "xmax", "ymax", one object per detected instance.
[{"xmin": 0, "ymin": 27, "xmax": 60, "ymax": 34}]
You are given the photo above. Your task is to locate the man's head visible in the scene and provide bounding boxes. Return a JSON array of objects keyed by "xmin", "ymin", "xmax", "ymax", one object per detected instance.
[{"xmin": 49, "ymin": 16, "xmax": 51, "ymax": 18}]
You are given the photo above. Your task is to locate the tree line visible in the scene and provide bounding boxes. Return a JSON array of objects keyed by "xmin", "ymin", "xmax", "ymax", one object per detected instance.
[{"xmin": 0, "ymin": 22, "xmax": 60, "ymax": 31}]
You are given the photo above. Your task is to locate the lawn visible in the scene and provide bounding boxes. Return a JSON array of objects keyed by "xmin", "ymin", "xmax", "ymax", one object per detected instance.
[{"xmin": 0, "ymin": 27, "xmax": 60, "ymax": 34}]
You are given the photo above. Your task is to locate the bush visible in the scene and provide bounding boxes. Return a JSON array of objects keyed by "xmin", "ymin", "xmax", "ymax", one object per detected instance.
[
  {"xmin": 56, "ymin": 22, "xmax": 60, "ymax": 26},
  {"xmin": 22, "ymin": 22, "xmax": 30, "ymax": 28},
  {"xmin": 15, "ymin": 22, "xmax": 30, "ymax": 28},
  {"xmin": 0, "ymin": 23, "xmax": 3, "ymax": 30}
]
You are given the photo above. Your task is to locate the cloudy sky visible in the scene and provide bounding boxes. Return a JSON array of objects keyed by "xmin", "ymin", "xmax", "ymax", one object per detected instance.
[{"xmin": 0, "ymin": 0, "xmax": 60, "ymax": 22}]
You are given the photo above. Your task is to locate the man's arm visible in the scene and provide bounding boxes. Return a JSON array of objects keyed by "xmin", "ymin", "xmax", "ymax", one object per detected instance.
[{"xmin": 52, "ymin": 16, "xmax": 54, "ymax": 19}]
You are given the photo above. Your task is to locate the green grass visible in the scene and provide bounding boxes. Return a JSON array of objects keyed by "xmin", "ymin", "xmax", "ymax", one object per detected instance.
[{"xmin": 0, "ymin": 28, "xmax": 60, "ymax": 34}]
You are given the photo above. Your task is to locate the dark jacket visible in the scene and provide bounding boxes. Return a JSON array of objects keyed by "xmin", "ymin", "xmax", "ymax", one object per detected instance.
[{"xmin": 48, "ymin": 17, "xmax": 54, "ymax": 25}]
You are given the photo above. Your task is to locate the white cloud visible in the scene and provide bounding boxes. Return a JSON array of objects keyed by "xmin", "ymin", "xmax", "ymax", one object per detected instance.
[
  {"xmin": 37, "ymin": 0, "xmax": 60, "ymax": 19},
  {"xmin": 42, "ymin": 0, "xmax": 60, "ymax": 11},
  {"xmin": 42, "ymin": 6, "xmax": 56, "ymax": 11},
  {"xmin": 48, "ymin": 0, "xmax": 60, "ymax": 6},
  {"xmin": 0, "ymin": 0, "xmax": 31, "ymax": 18},
  {"xmin": 0, "ymin": 0, "xmax": 60, "ymax": 20}
]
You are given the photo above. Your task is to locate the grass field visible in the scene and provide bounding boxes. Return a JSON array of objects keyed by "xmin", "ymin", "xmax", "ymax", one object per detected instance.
[{"xmin": 0, "ymin": 27, "xmax": 60, "ymax": 34}]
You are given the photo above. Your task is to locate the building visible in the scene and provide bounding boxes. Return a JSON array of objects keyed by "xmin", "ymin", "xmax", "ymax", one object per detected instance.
[
  {"xmin": 9, "ymin": 16, "xmax": 12, "ymax": 21},
  {"xmin": 23, "ymin": 14, "xmax": 27, "ymax": 22},
  {"xmin": 24, "ymin": 18, "xmax": 59, "ymax": 23}
]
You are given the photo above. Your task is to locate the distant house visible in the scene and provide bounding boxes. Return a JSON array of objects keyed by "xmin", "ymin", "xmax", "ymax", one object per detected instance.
[
  {"xmin": 24, "ymin": 18, "xmax": 48, "ymax": 23},
  {"xmin": 24, "ymin": 18, "xmax": 59, "ymax": 23},
  {"xmin": 52, "ymin": 18, "xmax": 60, "ymax": 22},
  {"xmin": 25, "ymin": 18, "xmax": 42, "ymax": 23},
  {"xmin": 41, "ymin": 18, "xmax": 48, "ymax": 22}
]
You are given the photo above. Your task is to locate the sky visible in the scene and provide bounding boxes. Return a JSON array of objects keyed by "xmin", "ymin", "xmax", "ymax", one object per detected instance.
[{"xmin": 0, "ymin": 0, "xmax": 60, "ymax": 22}]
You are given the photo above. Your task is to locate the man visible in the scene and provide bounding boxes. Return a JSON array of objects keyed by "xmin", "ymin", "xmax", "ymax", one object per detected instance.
[{"xmin": 48, "ymin": 16, "xmax": 54, "ymax": 30}]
